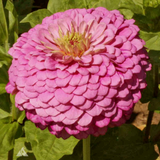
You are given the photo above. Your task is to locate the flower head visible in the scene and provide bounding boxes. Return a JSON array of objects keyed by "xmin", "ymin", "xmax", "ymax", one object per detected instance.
[{"xmin": 6, "ymin": 7, "xmax": 151, "ymax": 139}]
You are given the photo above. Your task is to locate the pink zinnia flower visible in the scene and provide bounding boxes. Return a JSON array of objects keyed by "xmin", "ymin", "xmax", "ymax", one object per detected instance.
[{"xmin": 6, "ymin": 7, "xmax": 151, "ymax": 139}]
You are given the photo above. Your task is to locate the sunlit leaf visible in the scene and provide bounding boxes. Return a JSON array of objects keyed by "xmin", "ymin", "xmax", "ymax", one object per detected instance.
[
  {"xmin": 21, "ymin": 9, "xmax": 52, "ymax": 27},
  {"xmin": 25, "ymin": 121, "xmax": 79, "ymax": 160},
  {"xmin": 89, "ymin": 0, "xmax": 120, "ymax": 10},
  {"xmin": 13, "ymin": 137, "xmax": 36, "ymax": 160},
  {"xmin": 118, "ymin": 0, "xmax": 143, "ymax": 15},
  {"xmin": 0, "ymin": 83, "xmax": 7, "ymax": 95},
  {"xmin": 0, "ymin": 122, "xmax": 19, "ymax": 151},
  {"xmin": 140, "ymin": 31, "xmax": 160, "ymax": 50},
  {"xmin": 143, "ymin": 0, "xmax": 160, "ymax": 8}
]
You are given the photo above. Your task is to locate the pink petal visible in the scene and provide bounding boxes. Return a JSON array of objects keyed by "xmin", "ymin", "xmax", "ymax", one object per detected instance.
[
  {"xmin": 83, "ymin": 88, "xmax": 97, "ymax": 99},
  {"xmin": 50, "ymin": 123, "xmax": 63, "ymax": 131},
  {"xmin": 24, "ymin": 88, "xmax": 38, "ymax": 98},
  {"xmin": 26, "ymin": 75, "xmax": 37, "ymax": 86},
  {"xmin": 79, "ymin": 100, "xmax": 93, "ymax": 110},
  {"xmin": 16, "ymin": 77, "xmax": 26, "ymax": 87},
  {"xmin": 46, "ymin": 79, "xmax": 57, "ymax": 88},
  {"xmin": 78, "ymin": 113, "xmax": 92, "ymax": 126},
  {"xmin": 62, "ymin": 85, "xmax": 76, "ymax": 94},
  {"xmin": 77, "ymin": 67, "xmax": 89, "ymax": 75},
  {"xmin": 48, "ymin": 97, "xmax": 60, "ymax": 106},
  {"xmin": 107, "ymin": 88, "xmax": 117, "ymax": 98},
  {"xmin": 97, "ymin": 97, "xmax": 112, "ymax": 107},
  {"xmin": 89, "ymin": 75, "xmax": 99, "ymax": 83},
  {"xmin": 105, "ymin": 107, "xmax": 117, "ymax": 118},
  {"xmin": 55, "ymin": 104, "xmax": 71, "ymax": 112},
  {"xmin": 66, "ymin": 63, "xmax": 79, "ymax": 73},
  {"xmin": 63, "ymin": 118, "xmax": 77, "ymax": 125},
  {"xmin": 95, "ymin": 117, "xmax": 110, "ymax": 128},
  {"xmin": 70, "ymin": 95, "xmax": 86, "ymax": 105},
  {"xmin": 51, "ymin": 114, "xmax": 65, "ymax": 122},
  {"xmin": 35, "ymin": 108, "xmax": 48, "ymax": 117},
  {"xmin": 87, "ymin": 83, "xmax": 99, "ymax": 90},
  {"xmin": 131, "ymin": 39, "xmax": 143, "ymax": 51},
  {"xmin": 100, "ymin": 76, "xmax": 111, "ymax": 86},
  {"xmin": 98, "ymin": 85, "xmax": 109, "ymax": 96},
  {"xmin": 86, "ymin": 105, "xmax": 102, "ymax": 116},
  {"xmin": 64, "ymin": 106, "xmax": 83, "ymax": 119},
  {"xmin": 57, "ymin": 69, "xmax": 70, "ymax": 78},
  {"xmin": 46, "ymin": 70, "xmax": 57, "ymax": 79},
  {"xmin": 78, "ymin": 75, "xmax": 89, "ymax": 85},
  {"xmin": 92, "ymin": 55, "xmax": 103, "ymax": 65},
  {"xmin": 107, "ymin": 63, "xmax": 116, "ymax": 76},
  {"xmin": 110, "ymin": 73, "xmax": 121, "ymax": 87},
  {"xmin": 45, "ymin": 107, "xmax": 60, "ymax": 117},
  {"xmin": 55, "ymin": 89, "xmax": 73, "ymax": 104},
  {"xmin": 121, "ymin": 41, "xmax": 132, "ymax": 50},
  {"xmin": 73, "ymin": 85, "xmax": 87, "ymax": 95},
  {"xmin": 112, "ymin": 109, "xmax": 123, "ymax": 122},
  {"xmin": 69, "ymin": 74, "xmax": 82, "ymax": 86},
  {"xmin": 98, "ymin": 64, "xmax": 107, "ymax": 76},
  {"xmin": 38, "ymin": 91, "xmax": 54, "ymax": 103},
  {"xmin": 55, "ymin": 75, "xmax": 72, "ymax": 87}
]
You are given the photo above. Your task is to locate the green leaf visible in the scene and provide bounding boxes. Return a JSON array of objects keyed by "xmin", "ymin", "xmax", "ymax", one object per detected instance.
[
  {"xmin": 47, "ymin": 0, "xmax": 121, "ymax": 14},
  {"xmin": 148, "ymin": 50, "xmax": 160, "ymax": 65},
  {"xmin": 119, "ymin": 9, "xmax": 134, "ymax": 19},
  {"xmin": 0, "ymin": 0, "xmax": 8, "ymax": 45},
  {"xmin": 149, "ymin": 123, "xmax": 160, "ymax": 142},
  {"xmin": 25, "ymin": 121, "xmax": 79, "ymax": 160},
  {"xmin": 140, "ymin": 70, "xmax": 154, "ymax": 103},
  {"xmin": 89, "ymin": 0, "xmax": 120, "ymax": 10},
  {"xmin": 5, "ymin": 0, "xmax": 18, "ymax": 45},
  {"xmin": 0, "ymin": 83, "xmax": 7, "ymax": 95},
  {"xmin": 62, "ymin": 124, "xmax": 158, "ymax": 160},
  {"xmin": 17, "ymin": 110, "xmax": 26, "ymax": 124},
  {"xmin": 118, "ymin": 0, "xmax": 143, "ymax": 15},
  {"xmin": 0, "ymin": 65, "xmax": 9, "ymax": 83},
  {"xmin": 14, "ymin": 0, "xmax": 34, "ymax": 15},
  {"xmin": 143, "ymin": 0, "xmax": 160, "ymax": 8},
  {"xmin": 13, "ymin": 138, "xmax": 36, "ymax": 160},
  {"xmin": 21, "ymin": 9, "xmax": 52, "ymax": 27},
  {"xmin": 0, "ymin": 122, "xmax": 19, "ymax": 152},
  {"xmin": 140, "ymin": 31, "xmax": 160, "ymax": 50},
  {"xmin": 148, "ymin": 96, "xmax": 160, "ymax": 111},
  {"xmin": 0, "ymin": 93, "xmax": 11, "ymax": 119},
  {"xmin": 0, "ymin": 149, "xmax": 8, "ymax": 160}
]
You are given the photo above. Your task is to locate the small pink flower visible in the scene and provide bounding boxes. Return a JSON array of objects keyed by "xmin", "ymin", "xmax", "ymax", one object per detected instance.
[{"xmin": 6, "ymin": 7, "xmax": 151, "ymax": 139}]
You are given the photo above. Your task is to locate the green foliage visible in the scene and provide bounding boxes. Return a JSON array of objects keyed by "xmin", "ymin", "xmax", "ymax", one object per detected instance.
[
  {"xmin": 0, "ymin": 121, "xmax": 19, "ymax": 151},
  {"xmin": 5, "ymin": 0, "xmax": 18, "ymax": 46},
  {"xmin": 118, "ymin": 0, "xmax": 143, "ymax": 15},
  {"xmin": 148, "ymin": 96, "xmax": 160, "ymax": 111},
  {"xmin": 25, "ymin": 121, "xmax": 79, "ymax": 160},
  {"xmin": 61, "ymin": 125, "xmax": 158, "ymax": 160},
  {"xmin": 21, "ymin": 9, "xmax": 52, "ymax": 27},
  {"xmin": 0, "ymin": 0, "xmax": 8, "ymax": 46},
  {"xmin": 13, "ymin": 138, "xmax": 36, "ymax": 160}
]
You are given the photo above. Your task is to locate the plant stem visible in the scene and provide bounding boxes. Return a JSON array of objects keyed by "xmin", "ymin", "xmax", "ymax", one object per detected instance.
[
  {"xmin": 8, "ymin": 149, "xmax": 13, "ymax": 160},
  {"xmin": 144, "ymin": 65, "xmax": 159, "ymax": 143},
  {"xmin": 83, "ymin": 135, "xmax": 90, "ymax": 160},
  {"xmin": 143, "ymin": 111, "xmax": 154, "ymax": 143}
]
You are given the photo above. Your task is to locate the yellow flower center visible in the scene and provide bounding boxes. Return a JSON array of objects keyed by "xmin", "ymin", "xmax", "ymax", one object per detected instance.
[{"xmin": 53, "ymin": 25, "xmax": 91, "ymax": 58}]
